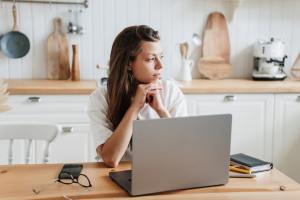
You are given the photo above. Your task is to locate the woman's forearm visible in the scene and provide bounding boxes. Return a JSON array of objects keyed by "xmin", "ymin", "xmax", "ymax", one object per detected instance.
[
  {"xmin": 99, "ymin": 105, "xmax": 139, "ymax": 167},
  {"xmin": 156, "ymin": 108, "xmax": 171, "ymax": 118}
]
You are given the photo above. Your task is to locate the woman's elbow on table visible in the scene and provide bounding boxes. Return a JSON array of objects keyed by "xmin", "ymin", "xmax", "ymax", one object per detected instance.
[
  {"xmin": 103, "ymin": 156, "xmax": 119, "ymax": 168},
  {"xmin": 98, "ymin": 146, "xmax": 120, "ymax": 168}
]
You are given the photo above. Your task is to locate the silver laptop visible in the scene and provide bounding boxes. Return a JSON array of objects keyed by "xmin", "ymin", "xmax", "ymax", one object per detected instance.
[{"xmin": 109, "ymin": 114, "xmax": 232, "ymax": 196}]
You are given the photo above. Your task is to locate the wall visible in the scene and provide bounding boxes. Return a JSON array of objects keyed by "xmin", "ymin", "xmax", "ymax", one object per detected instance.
[{"xmin": 0, "ymin": 0, "xmax": 299, "ymax": 80}]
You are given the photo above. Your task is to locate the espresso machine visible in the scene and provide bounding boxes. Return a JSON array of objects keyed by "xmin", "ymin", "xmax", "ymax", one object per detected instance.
[{"xmin": 252, "ymin": 38, "xmax": 287, "ymax": 80}]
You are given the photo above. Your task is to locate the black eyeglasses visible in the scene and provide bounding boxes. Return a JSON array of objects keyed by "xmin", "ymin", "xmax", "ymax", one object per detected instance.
[
  {"xmin": 32, "ymin": 172, "xmax": 92, "ymax": 195},
  {"xmin": 58, "ymin": 172, "xmax": 92, "ymax": 188}
]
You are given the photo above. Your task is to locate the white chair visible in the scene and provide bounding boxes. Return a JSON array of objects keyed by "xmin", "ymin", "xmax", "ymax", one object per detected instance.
[{"xmin": 0, "ymin": 123, "xmax": 60, "ymax": 164}]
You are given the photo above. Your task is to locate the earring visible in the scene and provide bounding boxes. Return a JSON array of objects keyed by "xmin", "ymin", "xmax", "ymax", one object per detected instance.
[
  {"xmin": 128, "ymin": 71, "xmax": 134, "ymax": 83},
  {"xmin": 127, "ymin": 65, "xmax": 132, "ymax": 71}
]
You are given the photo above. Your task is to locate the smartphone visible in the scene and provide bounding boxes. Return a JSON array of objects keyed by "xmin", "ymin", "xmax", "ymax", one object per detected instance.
[{"xmin": 58, "ymin": 164, "xmax": 83, "ymax": 179}]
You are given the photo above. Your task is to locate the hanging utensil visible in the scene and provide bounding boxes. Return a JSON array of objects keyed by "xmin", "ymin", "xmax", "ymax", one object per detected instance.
[
  {"xmin": 0, "ymin": 1, "xmax": 30, "ymax": 58},
  {"xmin": 192, "ymin": 33, "xmax": 202, "ymax": 46},
  {"xmin": 198, "ymin": 12, "xmax": 232, "ymax": 79},
  {"xmin": 47, "ymin": 17, "xmax": 70, "ymax": 80}
]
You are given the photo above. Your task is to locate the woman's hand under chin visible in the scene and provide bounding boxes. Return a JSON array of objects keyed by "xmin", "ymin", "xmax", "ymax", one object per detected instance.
[
  {"xmin": 146, "ymin": 84, "xmax": 163, "ymax": 110},
  {"xmin": 147, "ymin": 83, "xmax": 171, "ymax": 118},
  {"xmin": 131, "ymin": 84, "xmax": 151, "ymax": 110},
  {"xmin": 131, "ymin": 82, "xmax": 170, "ymax": 118}
]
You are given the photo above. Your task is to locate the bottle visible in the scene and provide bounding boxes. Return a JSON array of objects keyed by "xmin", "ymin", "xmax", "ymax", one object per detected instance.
[{"xmin": 71, "ymin": 44, "xmax": 80, "ymax": 81}]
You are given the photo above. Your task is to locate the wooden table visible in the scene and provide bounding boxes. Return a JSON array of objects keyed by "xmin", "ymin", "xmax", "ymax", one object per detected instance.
[{"xmin": 1, "ymin": 162, "xmax": 300, "ymax": 200}]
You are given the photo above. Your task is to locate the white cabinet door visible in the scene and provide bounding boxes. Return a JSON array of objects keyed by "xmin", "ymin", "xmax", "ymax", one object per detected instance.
[
  {"xmin": 36, "ymin": 124, "xmax": 91, "ymax": 163},
  {"xmin": 274, "ymin": 94, "xmax": 300, "ymax": 183},
  {"xmin": 0, "ymin": 140, "xmax": 30, "ymax": 165},
  {"xmin": 0, "ymin": 95, "xmax": 91, "ymax": 164},
  {"xmin": 185, "ymin": 94, "xmax": 274, "ymax": 161}
]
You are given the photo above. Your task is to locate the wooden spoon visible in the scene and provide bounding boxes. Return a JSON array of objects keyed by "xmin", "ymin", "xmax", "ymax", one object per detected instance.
[
  {"xmin": 183, "ymin": 42, "xmax": 189, "ymax": 59},
  {"xmin": 180, "ymin": 42, "xmax": 188, "ymax": 59},
  {"xmin": 179, "ymin": 43, "xmax": 186, "ymax": 59}
]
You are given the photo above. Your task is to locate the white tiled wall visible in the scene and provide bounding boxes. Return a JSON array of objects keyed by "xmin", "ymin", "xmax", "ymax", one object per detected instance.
[{"xmin": 0, "ymin": 0, "xmax": 299, "ymax": 80}]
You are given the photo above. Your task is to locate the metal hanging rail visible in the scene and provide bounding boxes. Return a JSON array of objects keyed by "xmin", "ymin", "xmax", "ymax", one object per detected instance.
[{"xmin": 1, "ymin": 0, "xmax": 88, "ymax": 8}]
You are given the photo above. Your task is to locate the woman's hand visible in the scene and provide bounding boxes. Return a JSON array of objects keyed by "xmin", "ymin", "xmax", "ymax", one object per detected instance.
[
  {"xmin": 146, "ymin": 84, "xmax": 163, "ymax": 111},
  {"xmin": 131, "ymin": 83, "xmax": 170, "ymax": 118},
  {"xmin": 147, "ymin": 84, "xmax": 170, "ymax": 118},
  {"xmin": 131, "ymin": 84, "xmax": 152, "ymax": 110}
]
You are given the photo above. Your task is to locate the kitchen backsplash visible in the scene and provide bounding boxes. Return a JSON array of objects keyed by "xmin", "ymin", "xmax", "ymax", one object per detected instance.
[{"xmin": 0, "ymin": 0, "xmax": 299, "ymax": 80}]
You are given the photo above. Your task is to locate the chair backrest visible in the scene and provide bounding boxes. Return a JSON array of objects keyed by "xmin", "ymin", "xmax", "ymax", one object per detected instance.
[{"xmin": 0, "ymin": 123, "xmax": 60, "ymax": 164}]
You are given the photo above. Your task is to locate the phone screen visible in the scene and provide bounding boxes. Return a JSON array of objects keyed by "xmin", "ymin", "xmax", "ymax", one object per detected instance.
[{"xmin": 58, "ymin": 164, "xmax": 83, "ymax": 179}]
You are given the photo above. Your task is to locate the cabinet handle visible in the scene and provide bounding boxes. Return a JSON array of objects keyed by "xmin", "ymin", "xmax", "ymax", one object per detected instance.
[
  {"xmin": 61, "ymin": 126, "xmax": 74, "ymax": 134},
  {"xmin": 224, "ymin": 95, "xmax": 236, "ymax": 102},
  {"xmin": 27, "ymin": 96, "xmax": 41, "ymax": 103}
]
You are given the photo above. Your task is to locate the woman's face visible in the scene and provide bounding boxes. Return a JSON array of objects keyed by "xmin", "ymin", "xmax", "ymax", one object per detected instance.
[{"xmin": 130, "ymin": 41, "xmax": 163, "ymax": 84}]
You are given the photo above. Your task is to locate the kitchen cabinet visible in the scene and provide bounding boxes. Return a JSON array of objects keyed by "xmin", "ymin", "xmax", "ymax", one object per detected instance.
[
  {"xmin": 0, "ymin": 140, "xmax": 25, "ymax": 164},
  {"xmin": 37, "ymin": 124, "xmax": 91, "ymax": 163},
  {"xmin": 1, "ymin": 89, "xmax": 300, "ymax": 183},
  {"xmin": 185, "ymin": 94, "xmax": 274, "ymax": 161},
  {"xmin": 0, "ymin": 95, "xmax": 96, "ymax": 164},
  {"xmin": 273, "ymin": 94, "xmax": 300, "ymax": 183}
]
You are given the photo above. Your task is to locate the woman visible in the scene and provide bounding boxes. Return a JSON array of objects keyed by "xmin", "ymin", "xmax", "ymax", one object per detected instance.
[{"xmin": 88, "ymin": 25, "xmax": 187, "ymax": 168}]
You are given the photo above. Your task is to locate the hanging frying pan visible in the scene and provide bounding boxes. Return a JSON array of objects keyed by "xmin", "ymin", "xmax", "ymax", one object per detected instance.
[{"xmin": 0, "ymin": 4, "xmax": 30, "ymax": 59}]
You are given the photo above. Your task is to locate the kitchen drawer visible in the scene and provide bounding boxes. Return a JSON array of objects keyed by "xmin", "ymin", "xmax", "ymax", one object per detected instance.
[
  {"xmin": 6, "ymin": 95, "xmax": 89, "ymax": 112},
  {"xmin": 0, "ymin": 113, "xmax": 89, "ymax": 123},
  {"xmin": 0, "ymin": 95, "xmax": 89, "ymax": 123}
]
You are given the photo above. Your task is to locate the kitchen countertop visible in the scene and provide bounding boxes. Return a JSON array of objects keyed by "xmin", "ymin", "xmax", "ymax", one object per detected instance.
[
  {"xmin": 5, "ymin": 79, "xmax": 97, "ymax": 95},
  {"xmin": 4, "ymin": 79, "xmax": 300, "ymax": 94},
  {"xmin": 178, "ymin": 78, "xmax": 300, "ymax": 94}
]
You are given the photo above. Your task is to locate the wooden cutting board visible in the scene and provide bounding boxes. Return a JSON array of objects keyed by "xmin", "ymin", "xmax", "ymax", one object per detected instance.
[
  {"xmin": 198, "ymin": 12, "xmax": 232, "ymax": 79},
  {"xmin": 291, "ymin": 53, "xmax": 300, "ymax": 78},
  {"xmin": 47, "ymin": 18, "xmax": 70, "ymax": 80}
]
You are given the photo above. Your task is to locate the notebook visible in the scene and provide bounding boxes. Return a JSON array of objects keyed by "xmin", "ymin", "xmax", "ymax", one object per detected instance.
[{"xmin": 230, "ymin": 153, "xmax": 273, "ymax": 173}]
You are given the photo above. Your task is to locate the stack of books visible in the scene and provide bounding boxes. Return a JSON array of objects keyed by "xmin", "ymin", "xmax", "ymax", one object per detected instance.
[{"xmin": 229, "ymin": 153, "xmax": 273, "ymax": 174}]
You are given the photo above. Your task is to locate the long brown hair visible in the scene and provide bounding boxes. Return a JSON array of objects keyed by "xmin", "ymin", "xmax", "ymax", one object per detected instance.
[{"xmin": 107, "ymin": 25, "xmax": 160, "ymax": 129}]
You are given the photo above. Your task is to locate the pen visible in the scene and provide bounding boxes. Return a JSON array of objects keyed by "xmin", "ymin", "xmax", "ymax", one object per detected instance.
[{"xmin": 229, "ymin": 165, "xmax": 251, "ymax": 174}]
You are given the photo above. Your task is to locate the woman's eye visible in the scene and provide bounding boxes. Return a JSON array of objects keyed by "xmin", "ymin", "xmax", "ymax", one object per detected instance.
[
  {"xmin": 146, "ymin": 57, "xmax": 156, "ymax": 62},
  {"xmin": 160, "ymin": 55, "xmax": 164, "ymax": 59}
]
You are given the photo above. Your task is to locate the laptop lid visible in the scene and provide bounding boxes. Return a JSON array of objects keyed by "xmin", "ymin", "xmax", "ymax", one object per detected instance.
[{"xmin": 131, "ymin": 114, "xmax": 232, "ymax": 196}]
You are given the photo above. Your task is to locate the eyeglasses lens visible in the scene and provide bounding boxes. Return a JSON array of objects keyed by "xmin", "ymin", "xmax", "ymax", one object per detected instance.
[
  {"xmin": 78, "ymin": 174, "xmax": 92, "ymax": 187},
  {"xmin": 59, "ymin": 172, "xmax": 73, "ymax": 184}
]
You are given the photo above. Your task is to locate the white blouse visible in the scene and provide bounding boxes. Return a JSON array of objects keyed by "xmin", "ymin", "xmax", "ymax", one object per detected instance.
[{"xmin": 87, "ymin": 80, "xmax": 187, "ymax": 160}]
